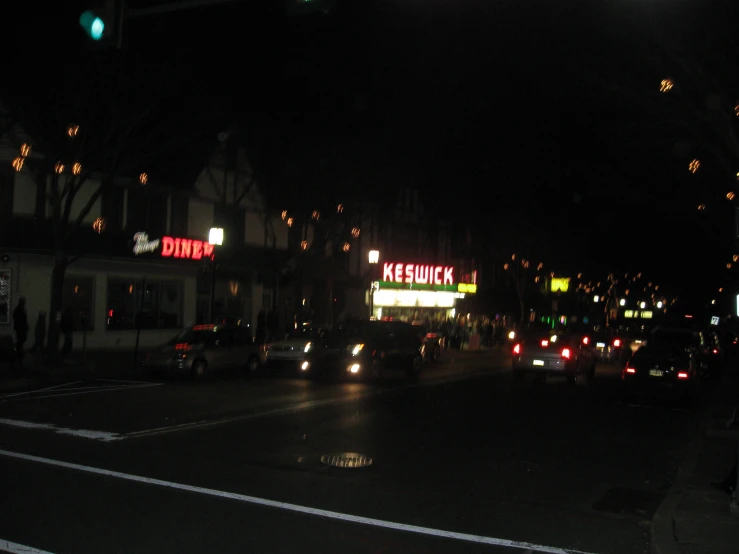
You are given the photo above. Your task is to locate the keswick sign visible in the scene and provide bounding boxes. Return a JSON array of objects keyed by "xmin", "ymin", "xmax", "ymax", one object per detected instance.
[{"xmin": 132, "ymin": 232, "xmax": 215, "ymax": 260}]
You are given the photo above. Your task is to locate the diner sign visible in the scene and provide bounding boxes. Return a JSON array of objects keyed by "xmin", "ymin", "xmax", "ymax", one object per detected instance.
[
  {"xmin": 132, "ymin": 232, "xmax": 214, "ymax": 260},
  {"xmin": 382, "ymin": 262, "xmax": 454, "ymax": 286}
]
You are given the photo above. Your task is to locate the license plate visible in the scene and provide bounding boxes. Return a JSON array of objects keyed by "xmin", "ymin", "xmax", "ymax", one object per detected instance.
[
  {"xmin": 533, "ymin": 360, "xmax": 545, "ymax": 366},
  {"xmin": 596, "ymin": 342, "xmax": 606, "ymax": 348},
  {"xmin": 649, "ymin": 369, "xmax": 663, "ymax": 377}
]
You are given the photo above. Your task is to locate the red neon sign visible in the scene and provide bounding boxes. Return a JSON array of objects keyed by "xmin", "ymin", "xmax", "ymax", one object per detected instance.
[
  {"xmin": 161, "ymin": 236, "xmax": 214, "ymax": 260},
  {"xmin": 382, "ymin": 262, "xmax": 454, "ymax": 286},
  {"xmin": 132, "ymin": 232, "xmax": 214, "ymax": 260}
]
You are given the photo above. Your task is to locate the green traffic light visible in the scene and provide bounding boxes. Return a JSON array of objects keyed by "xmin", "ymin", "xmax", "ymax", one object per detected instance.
[{"xmin": 79, "ymin": 10, "xmax": 105, "ymax": 41}]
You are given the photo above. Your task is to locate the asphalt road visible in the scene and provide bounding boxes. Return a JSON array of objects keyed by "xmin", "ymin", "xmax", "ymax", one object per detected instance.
[{"xmin": 0, "ymin": 350, "xmax": 710, "ymax": 554}]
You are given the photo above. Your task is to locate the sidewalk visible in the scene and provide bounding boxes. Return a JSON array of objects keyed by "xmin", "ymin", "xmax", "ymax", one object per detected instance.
[
  {"xmin": 650, "ymin": 370, "xmax": 739, "ymax": 554},
  {"xmin": 0, "ymin": 349, "xmax": 147, "ymax": 395}
]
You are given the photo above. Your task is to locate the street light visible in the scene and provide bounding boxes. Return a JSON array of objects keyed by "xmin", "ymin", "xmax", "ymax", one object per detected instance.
[
  {"xmin": 368, "ymin": 250, "xmax": 380, "ymax": 319},
  {"xmin": 208, "ymin": 228, "xmax": 224, "ymax": 323}
]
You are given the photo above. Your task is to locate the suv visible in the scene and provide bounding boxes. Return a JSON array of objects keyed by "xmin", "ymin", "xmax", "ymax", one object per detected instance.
[
  {"xmin": 143, "ymin": 324, "xmax": 266, "ymax": 379},
  {"xmin": 306, "ymin": 320, "xmax": 423, "ymax": 381}
]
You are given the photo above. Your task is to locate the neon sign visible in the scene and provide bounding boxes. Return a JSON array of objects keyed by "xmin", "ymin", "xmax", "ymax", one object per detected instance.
[
  {"xmin": 382, "ymin": 262, "xmax": 454, "ymax": 286},
  {"xmin": 133, "ymin": 232, "xmax": 160, "ymax": 254},
  {"xmin": 132, "ymin": 233, "xmax": 214, "ymax": 260}
]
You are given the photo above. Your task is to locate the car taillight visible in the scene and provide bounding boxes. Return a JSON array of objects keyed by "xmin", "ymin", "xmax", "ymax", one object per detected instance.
[
  {"xmin": 613, "ymin": 339, "xmax": 621, "ymax": 348},
  {"xmin": 582, "ymin": 336, "xmax": 589, "ymax": 345},
  {"xmin": 677, "ymin": 371, "xmax": 689, "ymax": 379},
  {"xmin": 513, "ymin": 343, "xmax": 521, "ymax": 355},
  {"xmin": 174, "ymin": 343, "xmax": 192, "ymax": 351},
  {"xmin": 625, "ymin": 367, "xmax": 636, "ymax": 374},
  {"xmin": 540, "ymin": 340, "xmax": 549, "ymax": 347},
  {"xmin": 561, "ymin": 348, "xmax": 571, "ymax": 359},
  {"xmin": 712, "ymin": 349, "xmax": 718, "ymax": 354}
]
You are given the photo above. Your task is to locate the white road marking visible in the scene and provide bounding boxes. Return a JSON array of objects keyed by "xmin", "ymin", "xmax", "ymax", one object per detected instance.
[
  {"xmin": 0, "ymin": 538, "xmax": 55, "ymax": 554},
  {"xmin": 0, "ymin": 371, "xmax": 499, "ymax": 442},
  {"xmin": 9, "ymin": 383, "xmax": 163, "ymax": 402},
  {"xmin": 0, "ymin": 448, "xmax": 595, "ymax": 554},
  {"xmin": 0, "ymin": 381, "xmax": 82, "ymax": 400},
  {"xmin": 0, "ymin": 418, "xmax": 120, "ymax": 442},
  {"xmin": 96, "ymin": 378, "xmax": 159, "ymax": 385}
]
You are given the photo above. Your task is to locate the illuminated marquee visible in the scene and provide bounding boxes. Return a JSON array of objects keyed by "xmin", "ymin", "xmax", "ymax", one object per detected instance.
[
  {"xmin": 550, "ymin": 277, "xmax": 570, "ymax": 293},
  {"xmin": 132, "ymin": 232, "xmax": 214, "ymax": 260},
  {"xmin": 382, "ymin": 262, "xmax": 454, "ymax": 286}
]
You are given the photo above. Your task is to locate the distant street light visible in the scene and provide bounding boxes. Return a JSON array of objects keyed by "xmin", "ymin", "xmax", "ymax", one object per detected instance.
[
  {"xmin": 368, "ymin": 250, "xmax": 380, "ymax": 319},
  {"xmin": 208, "ymin": 227, "xmax": 224, "ymax": 322}
]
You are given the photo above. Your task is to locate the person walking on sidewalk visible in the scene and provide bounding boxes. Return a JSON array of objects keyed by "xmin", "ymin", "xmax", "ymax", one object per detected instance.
[{"xmin": 12, "ymin": 297, "xmax": 28, "ymax": 368}]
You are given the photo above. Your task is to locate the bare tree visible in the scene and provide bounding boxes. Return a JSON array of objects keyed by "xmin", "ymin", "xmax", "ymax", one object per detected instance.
[{"xmin": 4, "ymin": 51, "xmax": 223, "ymax": 360}]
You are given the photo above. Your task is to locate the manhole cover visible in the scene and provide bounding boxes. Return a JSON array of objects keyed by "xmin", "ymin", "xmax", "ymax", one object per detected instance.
[
  {"xmin": 320, "ymin": 452, "xmax": 373, "ymax": 468},
  {"xmin": 592, "ymin": 487, "xmax": 665, "ymax": 519}
]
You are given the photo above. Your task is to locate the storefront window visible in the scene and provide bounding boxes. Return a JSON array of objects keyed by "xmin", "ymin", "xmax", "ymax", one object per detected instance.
[
  {"xmin": 107, "ymin": 279, "xmax": 136, "ymax": 330},
  {"xmin": 0, "ymin": 270, "xmax": 11, "ymax": 325},
  {"xmin": 62, "ymin": 276, "xmax": 95, "ymax": 330},
  {"xmin": 107, "ymin": 278, "xmax": 183, "ymax": 330}
]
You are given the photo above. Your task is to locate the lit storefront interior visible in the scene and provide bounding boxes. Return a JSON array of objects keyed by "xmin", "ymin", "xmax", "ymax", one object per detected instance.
[{"xmin": 368, "ymin": 261, "xmax": 476, "ymax": 323}]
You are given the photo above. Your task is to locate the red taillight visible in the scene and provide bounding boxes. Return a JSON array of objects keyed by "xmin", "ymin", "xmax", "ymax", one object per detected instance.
[
  {"xmin": 175, "ymin": 343, "xmax": 192, "ymax": 351},
  {"xmin": 677, "ymin": 371, "xmax": 689, "ymax": 379},
  {"xmin": 625, "ymin": 367, "xmax": 636, "ymax": 374},
  {"xmin": 513, "ymin": 343, "xmax": 521, "ymax": 355},
  {"xmin": 561, "ymin": 348, "xmax": 571, "ymax": 359},
  {"xmin": 613, "ymin": 339, "xmax": 621, "ymax": 348},
  {"xmin": 712, "ymin": 349, "xmax": 718, "ymax": 354},
  {"xmin": 582, "ymin": 336, "xmax": 589, "ymax": 345},
  {"xmin": 541, "ymin": 340, "xmax": 549, "ymax": 347}
]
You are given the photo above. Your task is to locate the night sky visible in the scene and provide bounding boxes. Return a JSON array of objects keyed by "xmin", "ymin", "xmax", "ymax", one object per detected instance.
[{"xmin": 7, "ymin": 0, "xmax": 739, "ymax": 297}]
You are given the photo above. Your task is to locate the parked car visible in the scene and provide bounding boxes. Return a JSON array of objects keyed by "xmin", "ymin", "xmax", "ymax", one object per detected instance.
[
  {"xmin": 622, "ymin": 329, "xmax": 703, "ymax": 406},
  {"xmin": 143, "ymin": 323, "xmax": 266, "ymax": 379},
  {"xmin": 306, "ymin": 320, "xmax": 423, "ymax": 381},
  {"xmin": 512, "ymin": 331, "xmax": 597, "ymax": 385},
  {"xmin": 265, "ymin": 324, "xmax": 330, "ymax": 372}
]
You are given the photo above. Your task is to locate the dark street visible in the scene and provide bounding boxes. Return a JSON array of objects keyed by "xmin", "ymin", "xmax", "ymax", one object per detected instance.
[{"xmin": 0, "ymin": 352, "xmax": 708, "ymax": 554}]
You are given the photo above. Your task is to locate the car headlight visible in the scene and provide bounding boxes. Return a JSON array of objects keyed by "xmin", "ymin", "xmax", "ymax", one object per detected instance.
[
  {"xmin": 304, "ymin": 342, "xmax": 312, "ymax": 353},
  {"xmin": 347, "ymin": 344, "xmax": 364, "ymax": 356}
]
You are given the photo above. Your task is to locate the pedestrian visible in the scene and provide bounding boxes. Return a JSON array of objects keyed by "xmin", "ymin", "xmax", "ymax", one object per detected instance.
[
  {"xmin": 30, "ymin": 311, "xmax": 46, "ymax": 354},
  {"xmin": 12, "ymin": 296, "xmax": 29, "ymax": 367}
]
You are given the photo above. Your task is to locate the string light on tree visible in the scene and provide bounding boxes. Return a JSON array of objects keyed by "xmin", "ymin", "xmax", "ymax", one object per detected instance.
[
  {"xmin": 312, "ymin": 210, "xmax": 320, "ymax": 221},
  {"xmin": 698, "ymin": 203, "xmax": 707, "ymax": 211},
  {"xmin": 11, "ymin": 157, "xmax": 24, "ymax": 171},
  {"xmin": 20, "ymin": 143, "xmax": 31, "ymax": 157},
  {"xmin": 72, "ymin": 162, "xmax": 82, "ymax": 175},
  {"xmin": 727, "ymin": 192, "xmax": 735, "ymax": 201},
  {"xmin": 54, "ymin": 162, "xmax": 65, "ymax": 174},
  {"xmin": 281, "ymin": 210, "xmax": 288, "ymax": 220},
  {"xmin": 342, "ymin": 242, "xmax": 351, "ymax": 252},
  {"xmin": 139, "ymin": 173, "xmax": 148, "ymax": 185},
  {"xmin": 689, "ymin": 159, "xmax": 700, "ymax": 173},
  {"xmin": 660, "ymin": 78, "xmax": 674, "ymax": 92},
  {"xmin": 337, "ymin": 204, "xmax": 344, "ymax": 213},
  {"xmin": 92, "ymin": 217, "xmax": 106, "ymax": 234},
  {"xmin": 351, "ymin": 227, "xmax": 360, "ymax": 238},
  {"xmin": 301, "ymin": 240, "xmax": 308, "ymax": 250},
  {"xmin": 67, "ymin": 125, "xmax": 79, "ymax": 138},
  {"xmin": 287, "ymin": 217, "xmax": 294, "ymax": 228}
]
